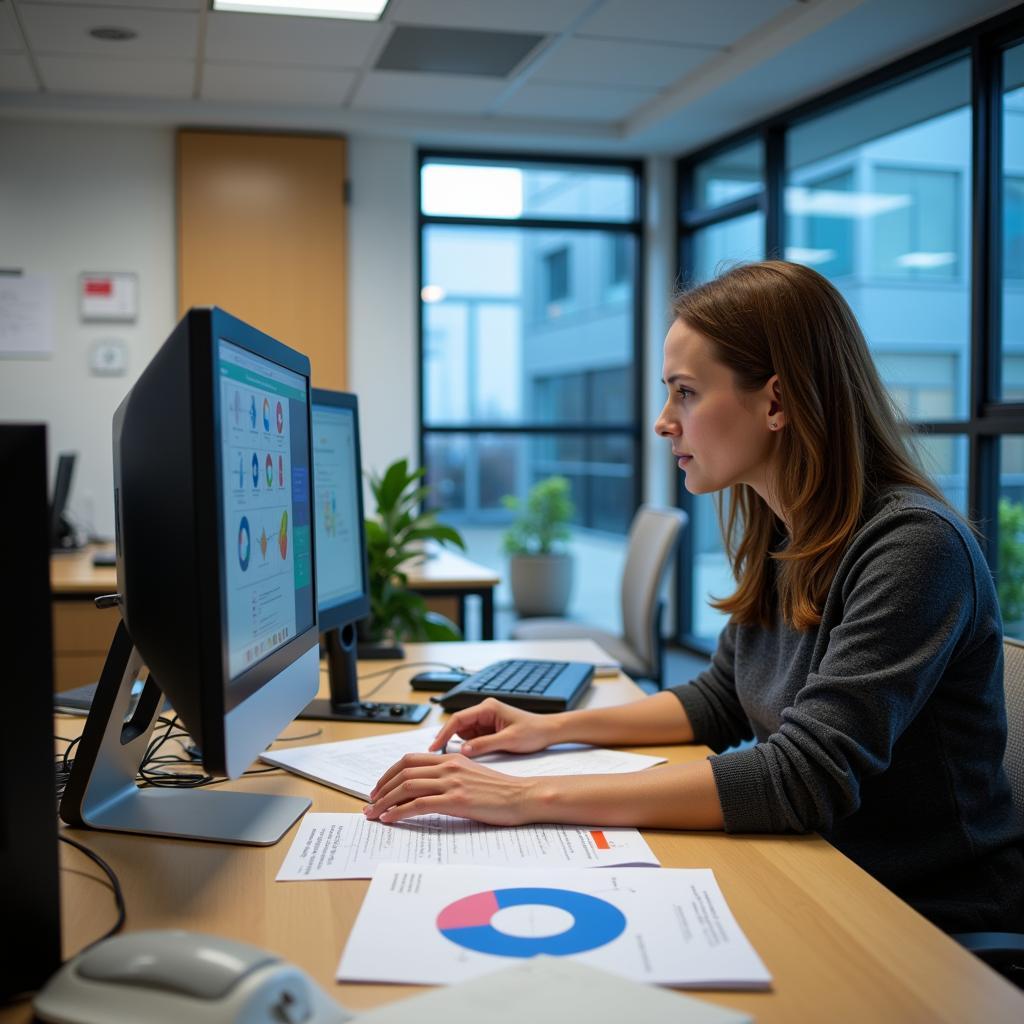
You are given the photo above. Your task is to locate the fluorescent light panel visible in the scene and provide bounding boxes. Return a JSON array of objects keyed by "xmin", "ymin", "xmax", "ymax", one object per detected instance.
[{"xmin": 212, "ymin": 0, "xmax": 388, "ymax": 20}]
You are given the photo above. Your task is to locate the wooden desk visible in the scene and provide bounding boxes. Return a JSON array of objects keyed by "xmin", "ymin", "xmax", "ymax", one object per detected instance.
[
  {"xmin": 9, "ymin": 638, "xmax": 1021, "ymax": 1023},
  {"xmin": 48, "ymin": 546, "xmax": 501, "ymax": 690}
]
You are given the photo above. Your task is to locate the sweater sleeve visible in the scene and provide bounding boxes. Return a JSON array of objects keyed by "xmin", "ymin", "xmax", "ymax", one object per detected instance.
[
  {"xmin": 709, "ymin": 508, "xmax": 978, "ymax": 835},
  {"xmin": 667, "ymin": 621, "xmax": 755, "ymax": 753}
]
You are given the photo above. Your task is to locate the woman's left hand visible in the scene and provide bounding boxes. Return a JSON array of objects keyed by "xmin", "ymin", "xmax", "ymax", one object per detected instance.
[{"xmin": 363, "ymin": 753, "xmax": 537, "ymax": 826}]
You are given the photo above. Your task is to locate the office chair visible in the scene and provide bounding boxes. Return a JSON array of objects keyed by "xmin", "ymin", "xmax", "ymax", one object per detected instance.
[
  {"xmin": 511, "ymin": 505, "xmax": 687, "ymax": 688},
  {"xmin": 951, "ymin": 635, "xmax": 1024, "ymax": 989}
]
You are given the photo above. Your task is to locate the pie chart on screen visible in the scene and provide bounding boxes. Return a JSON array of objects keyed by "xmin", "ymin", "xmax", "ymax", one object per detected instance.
[
  {"xmin": 265, "ymin": 453, "xmax": 274, "ymax": 487},
  {"xmin": 262, "ymin": 397, "xmax": 271, "ymax": 432},
  {"xmin": 276, "ymin": 400, "xmax": 284, "ymax": 433},
  {"xmin": 238, "ymin": 516, "xmax": 251, "ymax": 571},
  {"xmin": 436, "ymin": 888, "xmax": 626, "ymax": 958},
  {"xmin": 278, "ymin": 510, "xmax": 288, "ymax": 559}
]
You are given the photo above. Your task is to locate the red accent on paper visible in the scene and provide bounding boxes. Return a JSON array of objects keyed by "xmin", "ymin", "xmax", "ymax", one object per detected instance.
[{"xmin": 84, "ymin": 280, "xmax": 112, "ymax": 296}]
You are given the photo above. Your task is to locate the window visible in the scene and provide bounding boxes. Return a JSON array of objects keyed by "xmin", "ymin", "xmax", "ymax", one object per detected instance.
[
  {"xmin": 420, "ymin": 155, "xmax": 642, "ymax": 635},
  {"xmin": 677, "ymin": 11, "xmax": 1024, "ymax": 649},
  {"xmin": 872, "ymin": 166, "xmax": 959, "ymax": 279},
  {"xmin": 543, "ymin": 247, "xmax": 570, "ymax": 304}
]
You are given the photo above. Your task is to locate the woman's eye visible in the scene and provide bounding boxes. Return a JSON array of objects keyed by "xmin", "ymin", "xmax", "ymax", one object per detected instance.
[{"xmin": 676, "ymin": 387, "xmax": 694, "ymax": 400}]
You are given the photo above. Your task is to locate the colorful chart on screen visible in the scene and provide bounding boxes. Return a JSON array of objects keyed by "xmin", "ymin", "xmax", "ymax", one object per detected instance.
[
  {"xmin": 436, "ymin": 887, "xmax": 626, "ymax": 958},
  {"xmin": 238, "ymin": 516, "xmax": 251, "ymax": 571}
]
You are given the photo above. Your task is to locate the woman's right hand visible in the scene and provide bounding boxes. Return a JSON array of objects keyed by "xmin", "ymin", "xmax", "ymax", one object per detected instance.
[{"xmin": 428, "ymin": 698, "xmax": 559, "ymax": 757}]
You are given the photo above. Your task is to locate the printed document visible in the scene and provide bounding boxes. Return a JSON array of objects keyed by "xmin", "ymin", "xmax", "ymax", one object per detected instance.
[
  {"xmin": 276, "ymin": 812, "xmax": 660, "ymax": 880},
  {"xmin": 337, "ymin": 864, "xmax": 772, "ymax": 989},
  {"xmin": 260, "ymin": 727, "xmax": 666, "ymax": 801}
]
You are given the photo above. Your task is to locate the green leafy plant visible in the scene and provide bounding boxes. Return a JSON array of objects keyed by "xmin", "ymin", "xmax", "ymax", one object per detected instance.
[
  {"xmin": 363, "ymin": 458, "xmax": 466, "ymax": 643},
  {"xmin": 998, "ymin": 497, "xmax": 1024, "ymax": 625},
  {"xmin": 501, "ymin": 476, "xmax": 575, "ymax": 556}
]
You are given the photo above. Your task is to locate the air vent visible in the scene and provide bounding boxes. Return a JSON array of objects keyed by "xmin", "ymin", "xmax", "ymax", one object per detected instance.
[{"xmin": 376, "ymin": 26, "xmax": 543, "ymax": 78}]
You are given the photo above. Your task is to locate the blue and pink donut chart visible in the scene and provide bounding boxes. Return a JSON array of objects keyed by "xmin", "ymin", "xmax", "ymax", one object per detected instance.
[{"xmin": 436, "ymin": 887, "xmax": 626, "ymax": 958}]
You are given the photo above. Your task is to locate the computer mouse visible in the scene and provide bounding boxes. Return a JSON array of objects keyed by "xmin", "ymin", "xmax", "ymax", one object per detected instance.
[
  {"xmin": 33, "ymin": 929, "xmax": 352, "ymax": 1024},
  {"xmin": 409, "ymin": 670, "xmax": 469, "ymax": 691}
]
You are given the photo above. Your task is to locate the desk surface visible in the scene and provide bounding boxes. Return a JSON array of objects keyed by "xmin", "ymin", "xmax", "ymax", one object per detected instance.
[
  {"xmin": 14, "ymin": 639, "xmax": 1024, "ymax": 1023},
  {"xmin": 50, "ymin": 545, "xmax": 500, "ymax": 596}
]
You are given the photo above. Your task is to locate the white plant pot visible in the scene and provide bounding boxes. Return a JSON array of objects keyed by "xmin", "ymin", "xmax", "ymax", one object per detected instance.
[{"xmin": 509, "ymin": 553, "xmax": 574, "ymax": 617}]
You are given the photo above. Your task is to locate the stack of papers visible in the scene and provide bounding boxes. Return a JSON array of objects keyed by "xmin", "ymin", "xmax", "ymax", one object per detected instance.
[{"xmin": 260, "ymin": 726, "xmax": 667, "ymax": 801}]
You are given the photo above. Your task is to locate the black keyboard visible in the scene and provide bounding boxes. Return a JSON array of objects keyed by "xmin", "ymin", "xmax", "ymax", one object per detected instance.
[{"xmin": 437, "ymin": 659, "xmax": 594, "ymax": 714}]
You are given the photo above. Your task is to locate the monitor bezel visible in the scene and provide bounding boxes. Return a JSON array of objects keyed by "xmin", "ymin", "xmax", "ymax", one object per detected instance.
[
  {"xmin": 204, "ymin": 309, "xmax": 320, "ymax": 719},
  {"xmin": 310, "ymin": 387, "xmax": 371, "ymax": 633}
]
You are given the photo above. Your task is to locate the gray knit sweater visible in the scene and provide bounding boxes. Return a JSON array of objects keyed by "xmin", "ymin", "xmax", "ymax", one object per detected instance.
[{"xmin": 670, "ymin": 488, "xmax": 1024, "ymax": 932}]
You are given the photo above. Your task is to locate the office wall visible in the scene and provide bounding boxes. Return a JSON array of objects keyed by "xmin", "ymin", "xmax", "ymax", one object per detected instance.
[
  {"xmin": 0, "ymin": 121, "xmax": 419, "ymax": 535},
  {"xmin": 0, "ymin": 119, "xmax": 176, "ymax": 538}
]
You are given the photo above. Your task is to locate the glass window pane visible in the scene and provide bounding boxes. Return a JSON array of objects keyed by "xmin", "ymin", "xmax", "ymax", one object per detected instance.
[
  {"xmin": 692, "ymin": 139, "xmax": 764, "ymax": 211},
  {"xmin": 999, "ymin": 436, "xmax": 1024, "ymax": 638},
  {"xmin": 915, "ymin": 433, "xmax": 968, "ymax": 514},
  {"xmin": 424, "ymin": 431, "xmax": 634, "ymax": 633},
  {"xmin": 688, "ymin": 212, "xmax": 765, "ymax": 283},
  {"xmin": 421, "ymin": 159, "xmax": 637, "ymax": 222},
  {"xmin": 422, "ymin": 224, "xmax": 637, "ymax": 426},
  {"xmin": 786, "ymin": 57, "xmax": 971, "ymax": 423},
  {"xmin": 1000, "ymin": 42, "xmax": 1024, "ymax": 399}
]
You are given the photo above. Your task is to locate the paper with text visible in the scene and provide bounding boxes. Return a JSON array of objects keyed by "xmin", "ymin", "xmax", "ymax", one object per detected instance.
[
  {"xmin": 277, "ymin": 813, "xmax": 660, "ymax": 880},
  {"xmin": 260, "ymin": 727, "xmax": 666, "ymax": 801},
  {"xmin": 337, "ymin": 864, "xmax": 772, "ymax": 989}
]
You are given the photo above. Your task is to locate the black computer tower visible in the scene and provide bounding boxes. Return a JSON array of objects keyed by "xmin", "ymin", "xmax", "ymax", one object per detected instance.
[{"xmin": 0, "ymin": 425, "xmax": 62, "ymax": 998}]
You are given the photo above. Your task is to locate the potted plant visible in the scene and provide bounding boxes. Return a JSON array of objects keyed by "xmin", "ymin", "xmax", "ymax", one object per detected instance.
[
  {"xmin": 502, "ymin": 475, "xmax": 575, "ymax": 618},
  {"xmin": 360, "ymin": 458, "xmax": 466, "ymax": 657}
]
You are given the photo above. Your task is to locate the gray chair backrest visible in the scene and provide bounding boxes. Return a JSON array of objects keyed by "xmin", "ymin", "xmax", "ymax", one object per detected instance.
[
  {"xmin": 620, "ymin": 505, "xmax": 688, "ymax": 676},
  {"xmin": 1002, "ymin": 637, "xmax": 1024, "ymax": 825}
]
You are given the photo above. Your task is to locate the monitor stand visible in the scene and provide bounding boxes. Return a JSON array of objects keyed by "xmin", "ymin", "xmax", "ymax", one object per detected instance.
[
  {"xmin": 60, "ymin": 618, "xmax": 310, "ymax": 846},
  {"xmin": 300, "ymin": 622, "xmax": 429, "ymax": 724}
]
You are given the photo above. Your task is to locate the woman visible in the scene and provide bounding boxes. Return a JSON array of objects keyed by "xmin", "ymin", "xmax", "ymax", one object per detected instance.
[{"xmin": 365, "ymin": 261, "xmax": 1024, "ymax": 933}]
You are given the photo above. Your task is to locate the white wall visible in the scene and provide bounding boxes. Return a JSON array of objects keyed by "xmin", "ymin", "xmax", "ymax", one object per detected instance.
[
  {"xmin": 0, "ymin": 119, "xmax": 176, "ymax": 537},
  {"xmin": 0, "ymin": 120, "xmax": 421, "ymax": 535},
  {"xmin": 345, "ymin": 136, "xmax": 418, "ymax": 484}
]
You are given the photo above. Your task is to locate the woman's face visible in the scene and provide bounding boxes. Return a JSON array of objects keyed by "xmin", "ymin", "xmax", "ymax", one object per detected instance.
[{"xmin": 654, "ymin": 318, "xmax": 781, "ymax": 500}]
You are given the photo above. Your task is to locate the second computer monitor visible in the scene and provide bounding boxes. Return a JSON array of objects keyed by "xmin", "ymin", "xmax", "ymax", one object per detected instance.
[{"xmin": 303, "ymin": 389, "xmax": 427, "ymax": 724}]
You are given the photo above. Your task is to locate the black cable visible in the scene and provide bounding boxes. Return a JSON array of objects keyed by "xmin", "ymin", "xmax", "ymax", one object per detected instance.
[
  {"xmin": 58, "ymin": 834, "xmax": 126, "ymax": 947},
  {"xmin": 358, "ymin": 660, "xmax": 466, "ymax": 700}
]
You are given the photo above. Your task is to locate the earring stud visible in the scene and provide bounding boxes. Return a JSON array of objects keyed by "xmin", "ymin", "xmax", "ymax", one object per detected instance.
[{"xmin": 769, "ymin": 421, "xmax": 778, "ymax": 430}]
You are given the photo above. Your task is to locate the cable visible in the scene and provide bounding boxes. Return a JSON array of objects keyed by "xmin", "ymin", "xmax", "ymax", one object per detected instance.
[
  {"xmin": 58, "ymin": 834, "xmax": 126, "ymax": 947},
  {"xmin": 358, "ymin": 660, "xmax": 466, "ymax": 700}
]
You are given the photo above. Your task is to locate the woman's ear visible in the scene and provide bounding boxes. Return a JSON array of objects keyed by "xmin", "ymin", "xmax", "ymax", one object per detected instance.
[{"xmin": 766, "ymin": 375, "xmax": 787, "ymax": 432}]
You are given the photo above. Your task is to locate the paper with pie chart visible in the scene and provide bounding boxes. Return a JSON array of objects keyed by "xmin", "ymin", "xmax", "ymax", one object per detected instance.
[
  {"xmin": 275, "ymin": 813, "xmax": 659, "ymax": 881},
  {"xmin": 337, "ymin": 864, "xmax": 772, "ymax": 989}
]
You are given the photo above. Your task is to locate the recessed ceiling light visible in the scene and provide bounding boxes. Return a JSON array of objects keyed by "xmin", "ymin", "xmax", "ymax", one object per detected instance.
[
  {"xmin": 211, "ymin": 0, "xmax": 389, "ymax": 19},
  {"xmin": 89, "ymin": 27, "xmax": 138, "ymax": 41}
]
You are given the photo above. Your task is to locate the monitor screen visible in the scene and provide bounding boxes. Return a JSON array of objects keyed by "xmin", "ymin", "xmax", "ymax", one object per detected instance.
[
  {"xmin": 108, "ymin": 307, "xmax": 320, "ymax": 780},
  {"xmin": 312, "ymin": 401, "xmax": 366, "ymax": 612},
  {"xmin": 218, "ymin": 339, "xmax": 314, "ymax": 682}
]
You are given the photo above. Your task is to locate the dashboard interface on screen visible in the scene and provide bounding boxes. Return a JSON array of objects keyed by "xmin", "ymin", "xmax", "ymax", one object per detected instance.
[
  {"xmin": 312, "ymin": 403, "xmax": 365, "ymax": 611},
  {"xmin": 218, "ymin": 339, "xmax": 314, "ymax": 681}
]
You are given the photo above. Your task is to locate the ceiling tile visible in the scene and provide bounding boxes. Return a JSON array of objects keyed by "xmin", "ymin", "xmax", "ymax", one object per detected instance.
[
  {"xmin": 376, "ymin": 26, "xmax": 542, "ymax": 77},
  {"xmin": 580, "ymin": 0, "xmax": 795, "ymax": 48},
  {"xmin": 36, "ymin": 53, "xmax": 194, "ymax": 96},
  {"xmin": 202, "ymin": 62, "xmax": 356, "ymax": 104},
  {"xmin": 498, "ymin": 81, "xmax": 656, "ymax": 122},
  {"xmin": 204, "ymin": 11, "xmax": 381, "ymax": 67},
  {"xmin": 388, "ymin": 0, "xmax": 593, "ymax": 34},
  {"xmin": 351, "ymin": 69, "xmax": 505, "ymax": 114},
  {"xmin": 539, "ymin": 36, "xmax": 714, "ymax": 90},
  {"xmin": 19, "ymin": 4, "xmax": 199, "ymax": 59},
  {"xmin": 0, "ymin": 2, "xmax": 25, "ymax": 51},
  {"xmin": 0, "ymin": 52, "xmax": 38, "ymax": 90},
  {"xmin": 23, "ymin": 0, "xmax": 200, "ymax": 8}
]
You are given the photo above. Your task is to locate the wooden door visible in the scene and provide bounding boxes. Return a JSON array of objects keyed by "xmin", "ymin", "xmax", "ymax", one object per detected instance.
[{"xmin": 177, "ymin": 130, "xmax": 347, "ymax": 389}]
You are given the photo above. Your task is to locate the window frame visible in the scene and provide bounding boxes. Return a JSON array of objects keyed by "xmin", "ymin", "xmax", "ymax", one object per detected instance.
[
  {"xmin": 674, "ymin": 7, "xmax": 1024, "ymax": 653},
  {"xmin": 417, "ymin": 149, "xmax": 646, "ymax": 537}
]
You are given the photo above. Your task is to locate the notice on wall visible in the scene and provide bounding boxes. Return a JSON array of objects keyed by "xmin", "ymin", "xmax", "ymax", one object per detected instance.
[
  {"xmin": 0, "ymin": 273, "xmax": 54, "ymax": 357},
  {"xmin": 79, "ymin": 272, "xmax": 138, "ymax": 322}
]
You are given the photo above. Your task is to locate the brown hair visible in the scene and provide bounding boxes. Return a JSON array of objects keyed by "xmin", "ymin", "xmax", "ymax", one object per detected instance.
[{"xmin": 672, "ymin": 260, "xmax": 948, "ymax": 631}]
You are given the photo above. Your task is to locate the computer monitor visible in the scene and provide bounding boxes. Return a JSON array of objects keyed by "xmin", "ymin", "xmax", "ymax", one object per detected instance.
[
  {"xmin": 300, "ymin": 389, "xmax": 428, "ymax": 725},
  {"xmin": 60, "ymin": 307, "xmax": 320, "ymax": 844},
  {"xmin": 49, "ymin": 450, "xmax": 79, "ymax": 550}
]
